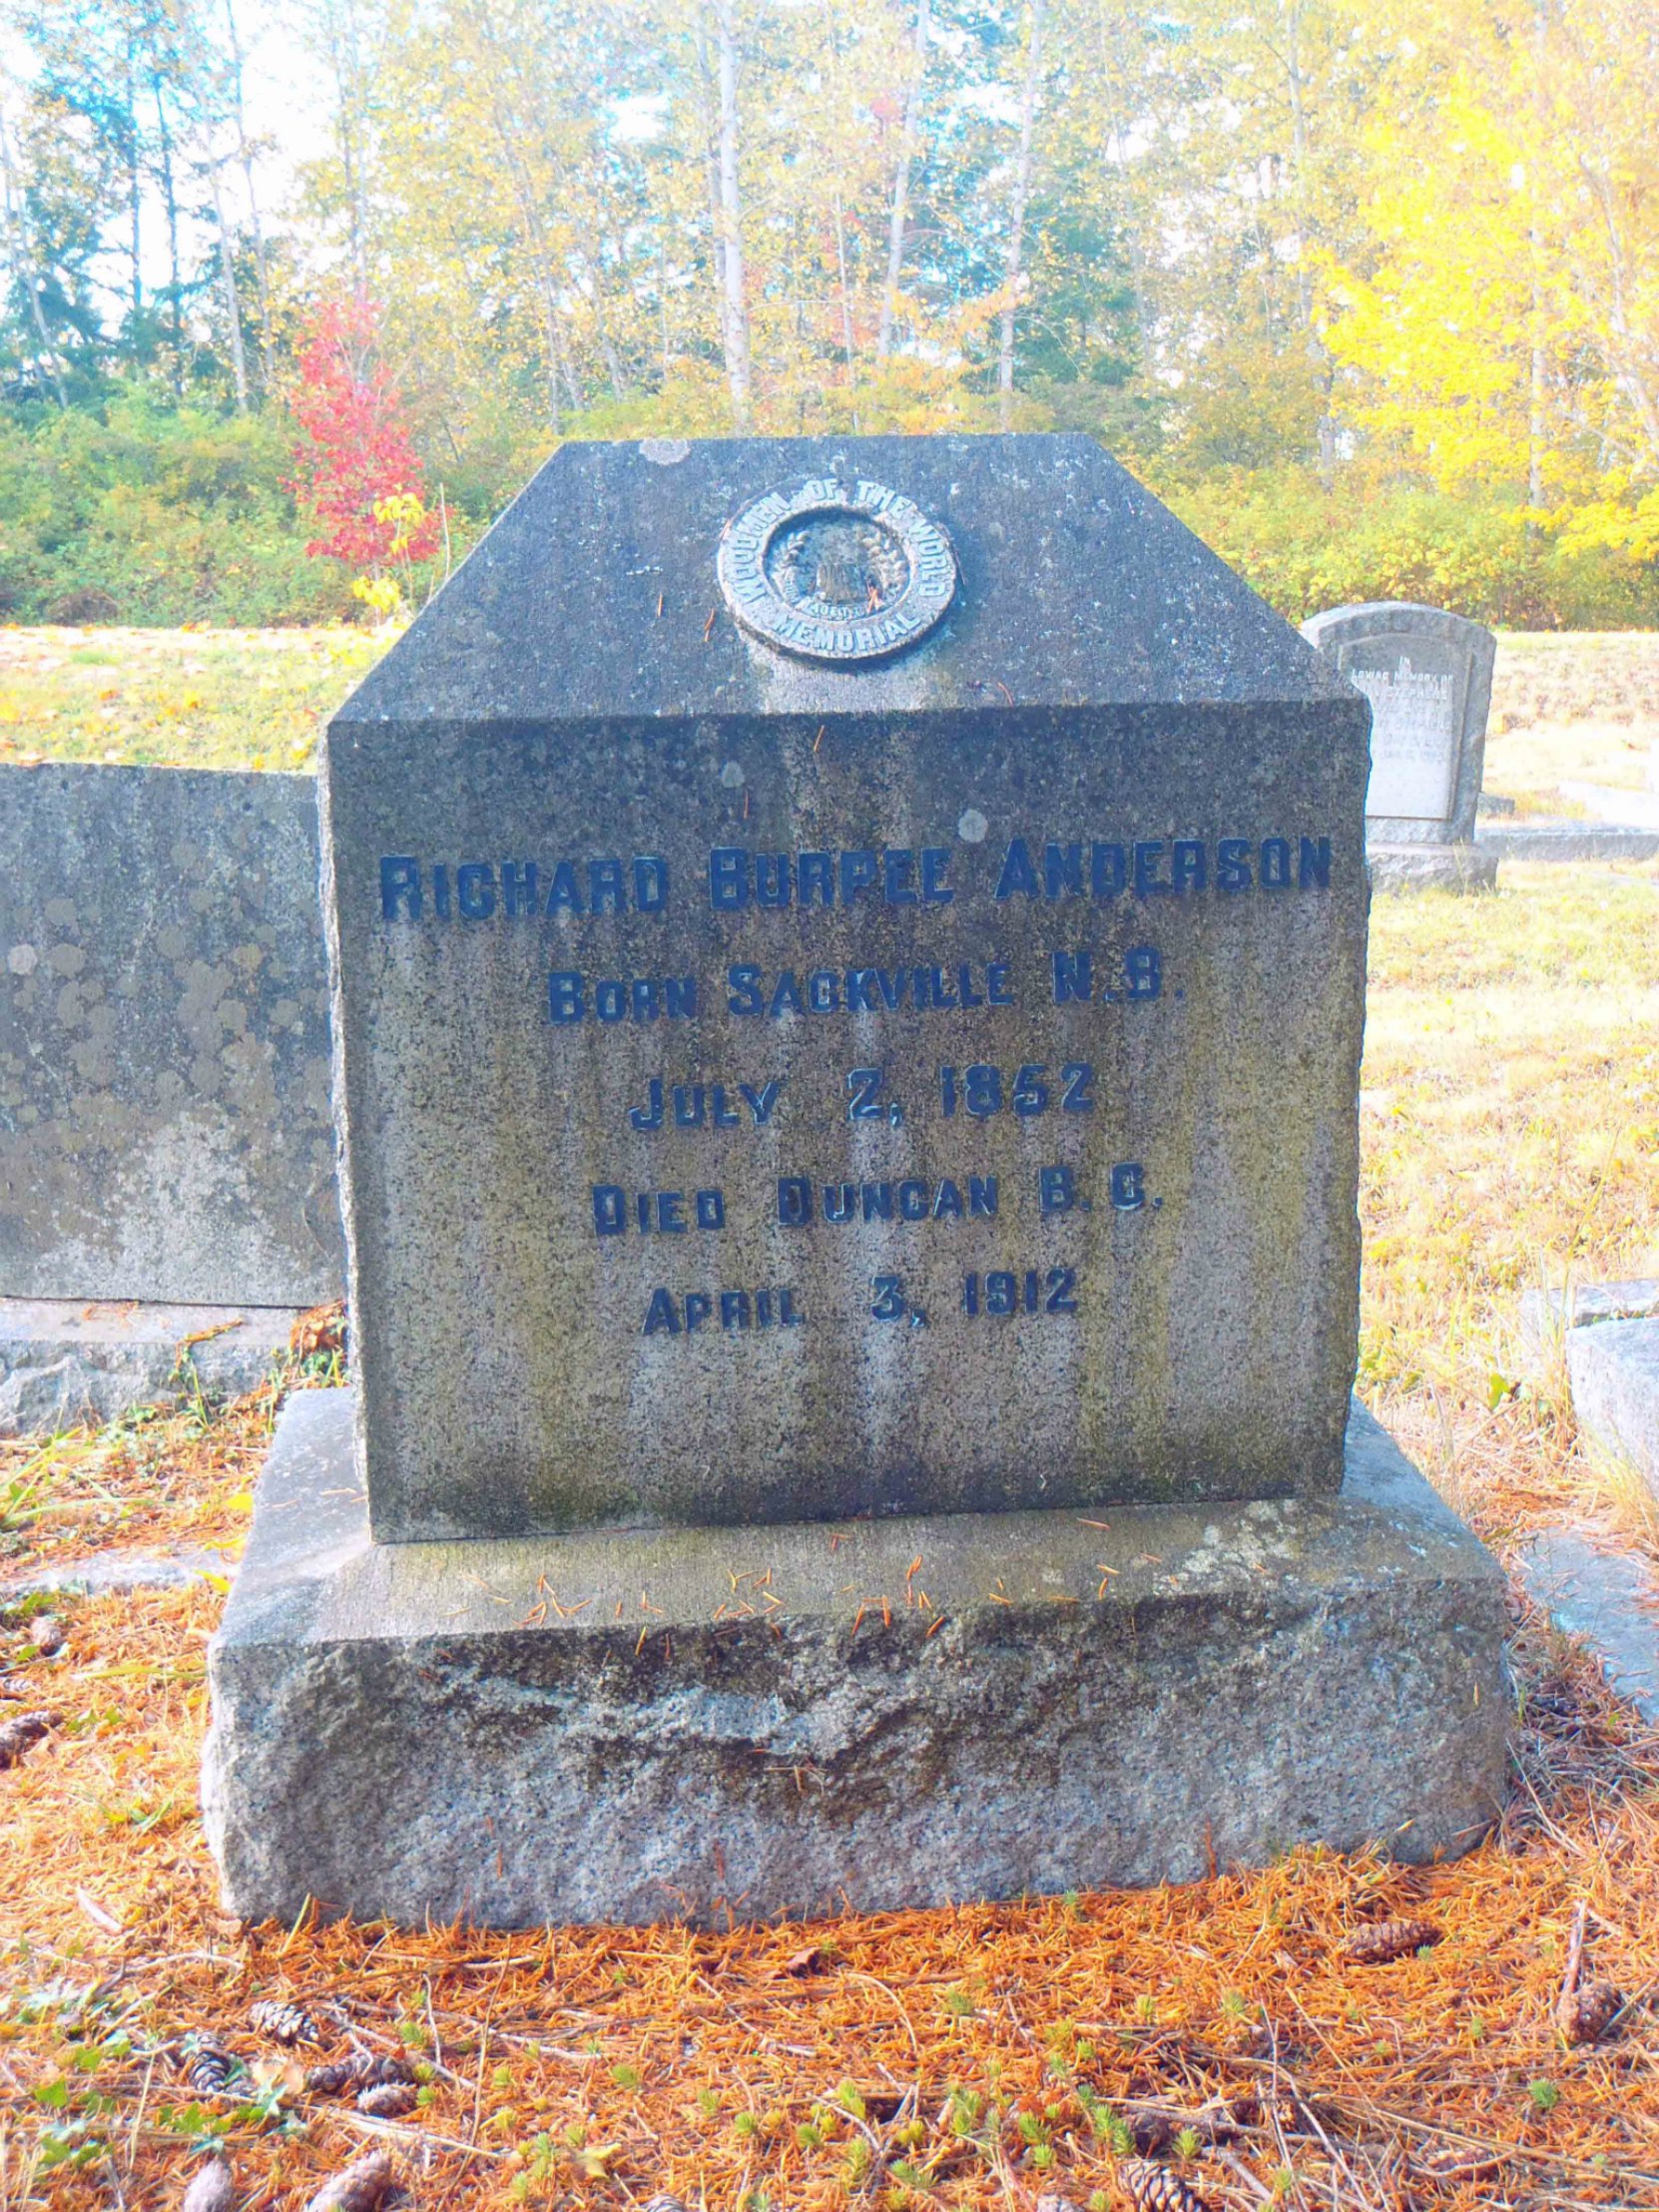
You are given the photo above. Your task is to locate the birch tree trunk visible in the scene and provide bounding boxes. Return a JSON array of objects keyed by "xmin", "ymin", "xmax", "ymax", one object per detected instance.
[
  {"xmin": 713, "ymin": 0, "xmax": 752, "ymax": 426},
  {"xmin": 876, "ymin": 0, "xmax": 928, "ymax": 365},
  {"xmin": 0, "ymin": 103, "xmax": 65, "ymax": 407},
  {"xmin": 996, "ymin": 0, "xmax": 1044, "ymax": 429},
  {"xmin": 154, "ymin": 79, "xmax": 186, "ymax": 392},
  {"xmin": 223, "ymin": 0, "xmax": 273, "ymax": 376},
  {"xmin": 205, "ymin": 154, "xmax": 250, "ymax": 410}
]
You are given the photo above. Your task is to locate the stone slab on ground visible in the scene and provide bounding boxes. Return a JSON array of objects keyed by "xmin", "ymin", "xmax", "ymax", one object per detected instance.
[
  {"xmin": 1369, "ymin": 842, "xmax": 1498, "ymax": 893},
  {"xmin": 1513, "ymin": 1527, "xmax": 1659, "ymax": 1727},
  {"xmin": 1567, "ymin": 1318, "xmax": 1659, "ymax": 1495},
  {"xmin": 0, "ymin": 763, "xmax": 343, "ymax": 1307},
  {"xmin": 203, "ymin": 1387, "xmax": 1508, "ymax": 1928},
  {"xmin": 1, "ymin": 1545, "xmax": 235, "ymax": 1598},
  {"xmin": 1558, "ymin": 781, "xmax": 1659, "ymax": 830},
  {"xmin": 0, "ymin": 1298, "xmax": 298, "ymax": 1434},
  {"xmin": 1518, "ymin": 1279, "xmax": 1659, "ymax": 1369},
  {"xmin": 1475, "ymin": 821, "xmax": 1659, "ymax": 863}
]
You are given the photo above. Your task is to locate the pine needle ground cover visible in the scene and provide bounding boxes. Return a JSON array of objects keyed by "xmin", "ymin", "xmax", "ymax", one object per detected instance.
[{"xmin": 2, "ymin": 659, "xmax": 1659, "ymax": 2207}]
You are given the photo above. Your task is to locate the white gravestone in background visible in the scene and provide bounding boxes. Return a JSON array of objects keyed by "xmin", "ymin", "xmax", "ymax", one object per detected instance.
[
  {"xmin": 1301, "ymin": 603, "xmax": 1495, "ymax": 847},
  {"xmin": 1352, "ymin": 656, "xmax": 1458, "ymax": 820}
]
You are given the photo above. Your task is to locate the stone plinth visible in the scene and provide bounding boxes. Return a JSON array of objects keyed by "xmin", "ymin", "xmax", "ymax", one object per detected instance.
[
  {"xmin": 1369, "ymin": 843, "xmax": 1498, "ymax": 894},
  {"xmin": 203, "ymin": 1389, "xmax": 1508, "ymax": 1928}
]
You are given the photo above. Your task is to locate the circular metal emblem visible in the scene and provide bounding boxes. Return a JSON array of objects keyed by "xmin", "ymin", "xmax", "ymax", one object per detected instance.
[{"xmin": 717, "ymin": 477, "xmax": 956, "ymax": 666}]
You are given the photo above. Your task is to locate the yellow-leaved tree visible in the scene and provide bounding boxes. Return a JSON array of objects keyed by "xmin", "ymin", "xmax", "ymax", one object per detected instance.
[{"xmin": 1316, "ymin": 0, "xmax": 1659, "ymax": 555}]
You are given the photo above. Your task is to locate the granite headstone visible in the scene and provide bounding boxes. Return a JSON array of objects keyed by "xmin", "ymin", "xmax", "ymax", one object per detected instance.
[
  {"xmin": 1301, "ymin": 602, "xmax": 1495, "ymax": 845},
  {"xmin": 0, "ymin": 764, "xmax": 342, "ymax": 1307},
  {"xmin": 207, "ymin": 434, "xmax": 1508, "ymax": 1927},
  {"xmin": 321, "ymin": 434, "xmax": 1372, "ymax": 1542}
]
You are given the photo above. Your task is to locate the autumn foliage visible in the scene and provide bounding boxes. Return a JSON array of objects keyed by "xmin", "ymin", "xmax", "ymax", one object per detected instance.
[{"xmin": 288, "ymin": 296, "xmax": 438, "ymax": 574}]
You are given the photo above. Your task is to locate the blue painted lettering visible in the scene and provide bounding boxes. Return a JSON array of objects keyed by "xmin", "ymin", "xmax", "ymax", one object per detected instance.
[
  {"xmin": 1299, "ymin": 835, "xmax": 1332, "ymax": 888},
  {"xmin": 501, "ymin": 860, "xmax": 539, "ymax": 916},
  {"xmin": 1217, "ymin": 838, "xmax": 1252, "ymax": 891},
  {"xmin": 1054, "ymin": 949, "xmax": 1092, "ymax": 1005},
  {"xmin": 995, "ymin": 836, "xmax": 1039, "ymax": 899},
  {"xmin": 1171, "ymin": 839, "xmax": 1207, "ymax": 894},
  {"xmin": 381, "ymin": 856, "xmax": 420, "ymax": 919}
]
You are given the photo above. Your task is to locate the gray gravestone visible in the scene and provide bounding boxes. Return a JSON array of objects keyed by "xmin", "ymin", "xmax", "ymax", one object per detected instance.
[
  {"xmin": 1301, "ymin": 603, "xmax": 1495, "ymax": 845},
  {"xmin": 207, "ymin": 434, "xmax": 1508, "ymax": 1926},
  {"xmin": 322, "ymin": 435, "xmax": 1370, "ymax": 1541},
  {"xmin": 0, "ymin": 765, "xmax": 342, "ymax": 1307}
]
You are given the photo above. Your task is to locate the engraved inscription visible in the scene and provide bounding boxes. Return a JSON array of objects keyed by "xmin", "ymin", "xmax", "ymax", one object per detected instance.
[
  {"xmin": 1351, "ymin": 656, "xmax": 1459, "ymax": 822},
  {"xmin": 371, "ymin": 822, "xmax": 1339, "ymax": 1349},
  {"xmin": 717, "ymin": 476, "xmax": 957, "ymax": 665}
]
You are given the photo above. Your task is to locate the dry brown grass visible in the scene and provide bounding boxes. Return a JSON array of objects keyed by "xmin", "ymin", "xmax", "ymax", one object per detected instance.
[{"xmin": 1485, "ymin": 634, "xmax": 1659, "ymax": 814}]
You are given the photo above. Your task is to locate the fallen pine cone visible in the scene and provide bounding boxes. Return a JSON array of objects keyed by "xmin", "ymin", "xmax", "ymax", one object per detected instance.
[
  {"xmin": 775, "ymin": 1942, "xmax": 831, "ymax": 1977},
  {"xmin": 304, "ymin": 2150, "xmax": 395, "ymax": 2212},
  {"xmin": 356, "ymin": 2080, "xmax": 418, "ymax": 2118},
  {"xmin": 0, "ymin": 1709, "xmax": 53, "ymax": 1768},
  {"xmin": 1118, "ymin": 2161, "xmax": 1212, "ymax": 2212},
  {"xmin": 1559, "ymin": 1978, "xmax": 1623, "ymax": 2045},
  {"xmin": 1122, "ymin": 2098, "xmax": 1243, "ymax": 2155},
  {"xmin": 180, "ymin": 2035, "xmax": 240, "ymax": 2096},
  {"xmin": 290, "ymin": 1302, "xmax": 346, "ymax": 1361},
  {"xmin": 1340, "ymin": 1918, "xmax": 1442, "ymax": 1965},
  {"xmin": 249, "ymin": 1997, "xmax": 323, "ymax": 2047},
  {"xmin": 306, "ymin": 2052, "xmax": 415, "ymax": 2097},
  {"xmin": 182, "ymin": 2158, "xmax": 236, "ymax": 2212}
]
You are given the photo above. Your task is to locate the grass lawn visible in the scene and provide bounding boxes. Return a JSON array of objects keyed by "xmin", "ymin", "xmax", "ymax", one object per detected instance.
[
  {"xmin": 2, "ymin": 632, "xmax": 1659, "ymax": 2208},
  {"xmin": 0, "ymin": 626, "xmax": 382, "ymax": 774}
]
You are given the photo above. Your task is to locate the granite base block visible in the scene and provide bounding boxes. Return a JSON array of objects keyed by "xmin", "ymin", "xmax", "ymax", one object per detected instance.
[
  {"xmin": 0, "ymin": 1299, "xmax": 300, "ymax": 1434},
  {"xmin": 1368, "ymin": 842, "xmax": 1499, "ymax": 893},
  {"xmin": 203, "ymin": 1389, "xmax": 1509, "ymax": 1928},
  {"xmin": 1567, "ymin": 1318, "xmax": 1659, "ymax": 1496}
]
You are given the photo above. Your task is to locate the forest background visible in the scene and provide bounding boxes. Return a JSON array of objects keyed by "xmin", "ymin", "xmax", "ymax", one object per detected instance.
[{"xmin": 1, "ymin": 0, "xmax": 1657, "ymax": 630}]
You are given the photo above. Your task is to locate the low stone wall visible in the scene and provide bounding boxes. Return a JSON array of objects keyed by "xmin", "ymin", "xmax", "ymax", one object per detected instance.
[{"xmin": 0, "ymin": 763, "xmax": 343, "ymax": 1310}]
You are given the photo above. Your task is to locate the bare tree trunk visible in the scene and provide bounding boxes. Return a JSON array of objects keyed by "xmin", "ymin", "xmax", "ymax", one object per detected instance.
[
  {"xmin": 657, "ymin": 231, "xmax": 671, "ymax": 385},
  {"xmin": 0, "ymin": 104, "xmax": 66, "ymax": 406},
  {"xmin": 125, "ymin": 43, "xmax": 142, "ymax": 329},
  {"xmin": 223, "ymin": 0, "xmax": 272, "ymax": 378},
  {"xmin": 155, "ymin": 79, "xmax": 185, "ymax": 393},
  {"xmin": 876, "ymin": 0, "xmax": 929, "ymax": 365},
  {"xmin": 713, "ymin": 0, "xmax": 752, "ymax": 425},
  {"xmin": 996, "ymin": 0, "xmax": 1044, "ymax": 430},
  {"xmin": 833, "ymin": 188, "xmax": 855, "ymax": 385},
  {"xmin": 1280, "ymin": 1, "xmax": 1335, "ymax": 477},
  {"xmin": 206, "ymin": 154, "xmax": 249, "ymax": 410},
  {"xmin": 319, "ymin": 0, "xmax": 371, "ymax": 294}
]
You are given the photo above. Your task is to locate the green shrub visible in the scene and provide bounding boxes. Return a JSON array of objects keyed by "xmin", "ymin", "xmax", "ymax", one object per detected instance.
[
  {"xmin": 0, "ymin": 389, "xmax": 351, "ymax": 625},
  {"xmin": 1155, "ymin": 465, "xmax": 1659, "ymax": 629}
]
